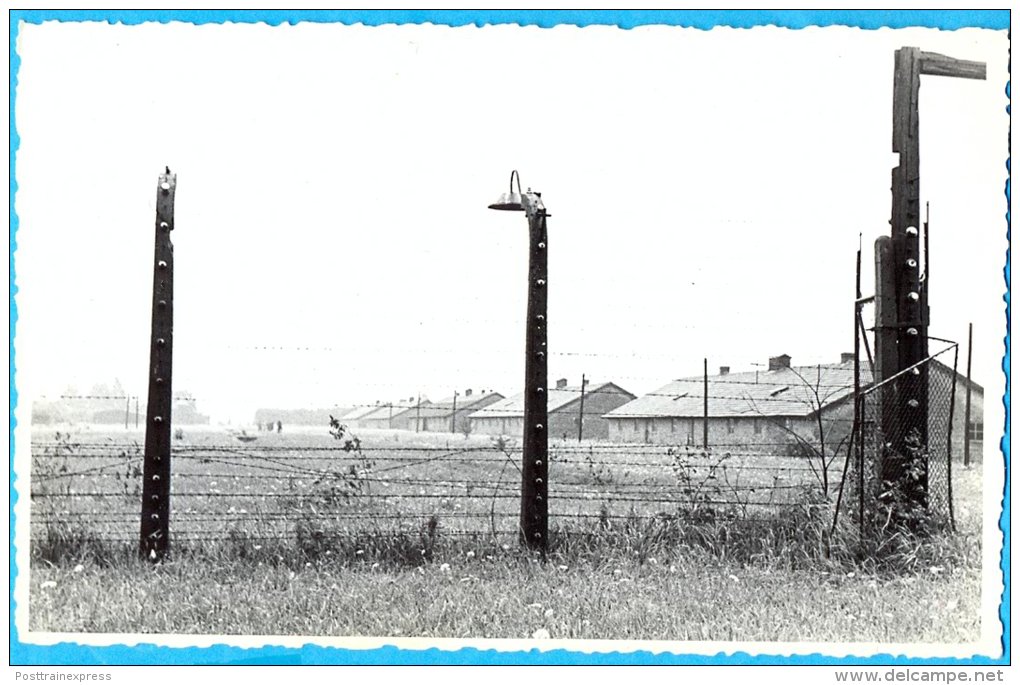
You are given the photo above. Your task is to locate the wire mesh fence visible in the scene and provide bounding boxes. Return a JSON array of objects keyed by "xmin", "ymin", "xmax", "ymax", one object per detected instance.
[{"xmin": 833, "ymin": 345, "xmax": 959, "ymax": 540}]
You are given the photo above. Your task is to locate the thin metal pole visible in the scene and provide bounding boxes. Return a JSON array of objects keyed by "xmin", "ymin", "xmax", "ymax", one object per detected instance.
[
  {"xmin": 125, "ymin": 395, "xmax": 130, "ymax": 430},
  {"xmin": 415, "ymin": 395, "xmax": 420, "ymax": 433},
  {"xmin": 577, "ymin": 373, "xmax": 586, "ymax": 443},
  {"xmin": 703, "ymin": 358, "xmax": 709, "ymax": 450},
  {"xmin": 854, "ymin": 245, "xmax": 865, "ymax": 543},
  {"xmin": 946, "ymin": 344, "xmax": 959, "ymax": 529},
  {"xmin": 520, "ymin": 208, "xmax": 549, "ymax": 552},
  {"xmin": 139, "ymin": 169, "xmax": 176, "ymax": 561},
  {"xmin": 134, "ymin": 396, "xmax": 139, "ymax": 429},
  {"xmin": 450, "ymin": 391, "xmax": 458, "ymax": 434},
  {"xmin": 964, "ymin": 323, "xmax": 974, "ymax": 467}
]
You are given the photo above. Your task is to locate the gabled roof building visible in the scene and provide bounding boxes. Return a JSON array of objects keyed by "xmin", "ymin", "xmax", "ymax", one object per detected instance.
[{"xmin": 469, "ymin": 379, "xmax": 635, "ymax": 440}]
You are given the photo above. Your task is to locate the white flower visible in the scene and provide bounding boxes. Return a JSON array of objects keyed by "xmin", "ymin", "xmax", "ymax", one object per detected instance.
[
  {"xmin": 544, "ymin": 608, "xmax": 554, "ymax": 619},
  {"xmin": 439, "ymin": 563, "xmax": 451, "ymax": 573},
  {"xmin": 557, "ymin": 565, "xmax": 569, "ymax": 571},
  {"xmin": 41, "ymin": 580, "xmax": 57, "ymax": 589},
  {"xmin": 73, "ymin": 564, "xmax": 84, "ymax": 574},
  {"xmin": 466, "ymin": 551, "xmax": 475, "ymax": 559},
  {"xmin": 531, "ymin": 628, "xmax": 551, "ymax": 640},
  {"xmin": 728, "ymin": 574, "xmax": 740, "ymax": 583}
]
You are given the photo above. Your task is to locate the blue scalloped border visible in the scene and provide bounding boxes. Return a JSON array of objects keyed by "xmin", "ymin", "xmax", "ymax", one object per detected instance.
[{"xmin": 8, "ymin": 9, "xmax": 1011, "ymax": 667}]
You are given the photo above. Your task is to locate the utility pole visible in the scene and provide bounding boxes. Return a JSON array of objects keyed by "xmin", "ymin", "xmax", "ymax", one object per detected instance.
[
  {"xmin": 703, "ymin": 358, "xmax": 709, "ymax": 451},
  {"xmin": 577, "ymin": 374, "xmax": 587, "ymax": 443},
  {"xmin": 139, "ymin": 168, "xmax": 176, "ymax": 561},
  {"xmin": 450, "ymin": 391, "xmax": 458, "ymax": 434},
  {"xmin": 964, "ymin": 323, "xmax": 974, "ymax": 467},
  {"xmin": 876, "ymin": 47, "xmax": 985, "ymax": 505}
]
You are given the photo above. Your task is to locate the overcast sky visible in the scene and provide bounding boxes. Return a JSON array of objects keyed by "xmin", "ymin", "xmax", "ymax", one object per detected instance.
[{"xmin": 12, "ymin": 21, "xmax": 1009, "ymax": 423}]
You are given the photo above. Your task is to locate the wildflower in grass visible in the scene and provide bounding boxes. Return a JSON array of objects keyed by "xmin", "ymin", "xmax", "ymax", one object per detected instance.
[
  {"xmin": 544, "ymin": 608, "xmax": 554, "ymax": 619},
  {"xmin": 73, "ymin": 564, "xmax": 84, "ymax": 574},
  {"xmin": 728, "ymin": 574, "xmax": 739, "ymax": 583},
  {"xmin": 929, "ymin": 566, "xmax": 945, "ymax": 575},
  {"xmin": 41, "ymin": 581, "xmax": 57, "ymax": 589},
  {"xmin": 356, "ymin": 549, "xmax": 365, "ymax": 556},
  {"xmin": 466, "ymin": 551, "xmax": 475, "ymax": 559},
  {"xmin": 531, "ymin": 628, "xmax": 551, "ymax": 640},
  {"xmin": 439, "ymin": 563, "xmax": 451, "ymax": 574},
  {"xmin": 557, "ymin": 565, "xmax": 568, "ymax": 572},
  {"xmin": 371, "ymin": 563, "xmax": 380, "ymax": 571}
]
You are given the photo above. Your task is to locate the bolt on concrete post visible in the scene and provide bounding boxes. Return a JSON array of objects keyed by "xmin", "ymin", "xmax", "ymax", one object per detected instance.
[
  {"xmin": 139, "ymin": 169, "xmax": 176, "ymax": 561},
  {"xmin": 520, "ymin": 208, "xmax": 549, "ymax": 552}
]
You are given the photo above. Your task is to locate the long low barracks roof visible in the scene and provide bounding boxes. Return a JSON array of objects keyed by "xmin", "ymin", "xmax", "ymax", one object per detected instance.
[
  {"xmin": 470, "ymin": 382, "xmax": 633, "ymax": 419},
  {"xmin": 605, "ymin": 362, "xmax": 868, "ymax": 419},
  {"xmin": 414, "ymin": 391, "xmax": 504, "ymax": 419}
]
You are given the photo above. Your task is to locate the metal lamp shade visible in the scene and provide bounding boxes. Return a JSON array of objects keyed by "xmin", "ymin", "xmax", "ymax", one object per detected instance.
[{"xmin": 488, "ymin": 191, "xmax": 525, "ymax": 211}]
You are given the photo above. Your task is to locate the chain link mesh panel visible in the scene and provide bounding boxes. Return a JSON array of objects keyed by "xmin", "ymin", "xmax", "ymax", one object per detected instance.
[{"xmin": 833, "ymin": 345, "xmax": 958, "ymax": 541}]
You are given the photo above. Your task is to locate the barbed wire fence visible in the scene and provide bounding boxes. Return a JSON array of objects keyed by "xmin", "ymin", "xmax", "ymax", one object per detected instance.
[{"xmin": 30, "ymin": 431, "xmax": 839, "ymax": 559}]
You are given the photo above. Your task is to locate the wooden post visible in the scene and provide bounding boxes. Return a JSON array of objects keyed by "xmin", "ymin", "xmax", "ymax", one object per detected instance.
[
  {"xmin": 577, "ymin": 373, "xmax": 587, "ymax": 443},
  {"xmin": 703, "ymin": 358, "xmax": 709, "ymax": 451},
  {"xmin": 964, "ymin": 323, "xmax": 974, "ymax": 466},
  {"xmin": 520, "ymin": 208, "xmax": 549, "ymax": 551},
  {"xmin": 139, "ymin": 168, "xmax": 176, "ymax": 561},
  {"xmin": 885, "ymin": 47, "xmax": 986, "ymax": 506}
]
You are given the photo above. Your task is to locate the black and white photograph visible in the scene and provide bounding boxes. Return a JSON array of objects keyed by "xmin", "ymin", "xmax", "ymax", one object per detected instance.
[{"xmin": 9, "ymin": 10, "xmax": 1010, "ymax": 668}]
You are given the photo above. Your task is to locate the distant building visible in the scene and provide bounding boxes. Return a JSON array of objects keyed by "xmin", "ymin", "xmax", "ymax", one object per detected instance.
[
  {"xmin": 337, "ymin": 405, "xmax": 383, "ymax": 430},
  {"xmin": 604, "ymin": 354, "xmax": 984, "ymax": 458},
  {"xmin": 605, "ymin": 355, "xmax": 856, "ymax": 447},
  {"xmin": 254, "ymin": 407, "xmax": 354, "ymax": 427},
  {"xmin": 404, "ymin": 389, "xmax": 504, "ymax": 433},
  {"xmin": 469, "ymin": 379, "xmax": 635, "ymax": 440},
  {"xmin": 358, "ymin": 397, "xmax": 430, "ymax": 430}
]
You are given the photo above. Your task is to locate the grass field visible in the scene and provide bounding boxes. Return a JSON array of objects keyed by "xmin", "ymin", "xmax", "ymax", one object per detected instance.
[{"xmin": 23, "ymin": 424, "xmax": 984, "ymax": 642}]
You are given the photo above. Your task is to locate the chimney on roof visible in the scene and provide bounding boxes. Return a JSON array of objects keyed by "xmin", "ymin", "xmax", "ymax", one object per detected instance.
[
  {"xmin": 841, "ymin": 352, "xmax": 855, "ymax": 364},
  {"xmin": 465, "ymin": 389, "xmax": 472, "ymax": 397},
  {"xmin": 556, "ymin": 378, "xmax": 568, "ymax": 389},
  {"xmin": 768, "ymin": 354, "xmax": 791, "ymax": 371},
  {"xmin": 719, "ymin": 366, "xmax": 730, "ymax": 376}
]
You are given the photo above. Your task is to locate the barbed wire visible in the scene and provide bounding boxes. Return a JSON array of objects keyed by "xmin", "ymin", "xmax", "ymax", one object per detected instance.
[{"xmin": 30, "ymin": 440, "xmax": 844, "ymax": 453}]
